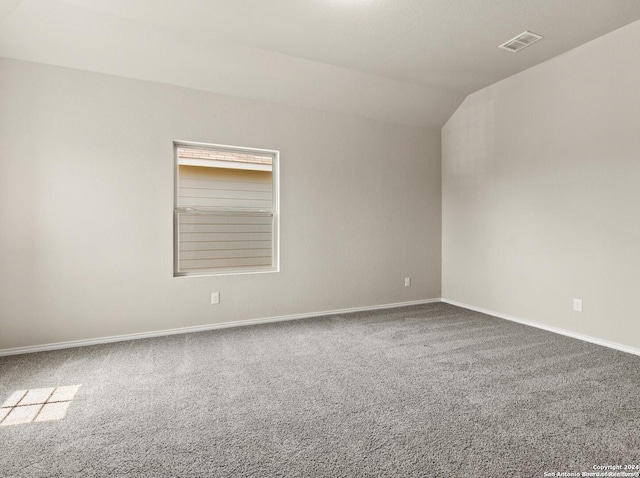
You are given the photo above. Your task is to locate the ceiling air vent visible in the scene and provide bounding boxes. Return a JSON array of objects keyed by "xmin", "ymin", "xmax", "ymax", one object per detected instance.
[{"xmin": 498, "ymin": 31, "xmax": 543, "ymax": 52}]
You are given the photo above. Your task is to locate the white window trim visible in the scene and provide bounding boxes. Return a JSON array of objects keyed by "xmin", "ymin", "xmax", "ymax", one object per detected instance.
[{"xmin": 173, "ymin": 140, "xmax": 280, "ymax": 277}]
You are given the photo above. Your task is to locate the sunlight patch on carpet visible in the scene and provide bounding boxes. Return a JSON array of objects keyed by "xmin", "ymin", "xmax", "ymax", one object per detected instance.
[{"xmin": 0, "ymin": 385, "xmax": 80, "ymax": 426}]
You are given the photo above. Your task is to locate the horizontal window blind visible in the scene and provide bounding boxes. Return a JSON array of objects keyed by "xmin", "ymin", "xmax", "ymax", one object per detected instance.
[
  {"xmin": 176, "ymin": 211, "xmax": 273, "ymax": 272},
  {"xmin": 174, "ymin": 144, "xmax": 277, "ymax": 276}
]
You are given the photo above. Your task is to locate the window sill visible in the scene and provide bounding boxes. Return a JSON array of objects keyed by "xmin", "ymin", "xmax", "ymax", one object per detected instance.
[{"xmin": 173, "ymin": 267, "xmax": 279, "ymax": 278}]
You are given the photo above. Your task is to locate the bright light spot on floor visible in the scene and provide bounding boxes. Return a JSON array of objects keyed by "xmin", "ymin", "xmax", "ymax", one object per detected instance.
[
  {"xmin": 0, "ymin": 385, "xmax": 81, "ymax": 427},
  {"xmin": 2, "ymin": 404, "xmax": 41, "ymax": 426},
  {"xmin": 49, "ymin": 385, "xmax": 80, "ymax": 402},
  {"xmin": 1, "ymin": 390, "xmax": 27, "ymax": 408},
  {"xmin": 35, "ymin": 401, "xmax": 71, "ymax": 422},
  {"xmin": 19, "ymin": 387, "xmax": 55, "ymax": 406}
]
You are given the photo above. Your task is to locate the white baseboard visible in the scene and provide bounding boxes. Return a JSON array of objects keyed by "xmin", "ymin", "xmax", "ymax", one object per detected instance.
[
  {"xmin": 0, "ymin": 298, "xmax": 441, "ymax": 357},
  {"xmin": 442, "ymin": 298, "xmax": 640, "ymax": 357},
  {"xmin": 5, "ymin": 298, "xmax": 637, "ymax": 359}
]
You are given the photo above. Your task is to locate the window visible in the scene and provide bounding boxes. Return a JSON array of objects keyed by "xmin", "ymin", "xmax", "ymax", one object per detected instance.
[{"xmin": 174, "ymin": 142, "xmax": 279, "ymax": 276}]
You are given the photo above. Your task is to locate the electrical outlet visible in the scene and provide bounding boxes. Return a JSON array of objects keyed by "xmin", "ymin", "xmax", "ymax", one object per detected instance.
[
  {"xmin": 404, "ymin": 277, "xmax": 411, "ymax": 287},
  {"xmin": 211, "ymin": 292, "xmax": 220, "ymax": 305},
  {"xmin": 573, "ymin": 298, "xmax": 582, "ymax": 312}
]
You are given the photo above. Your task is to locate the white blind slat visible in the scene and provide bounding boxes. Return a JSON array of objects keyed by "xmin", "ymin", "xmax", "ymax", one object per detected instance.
[
  {"xmin": 180, "ymin": 256, "xmax": 272, "ymax": 270},
  {"xmin": 179, "ymin": 224, "xmax": 272, "ymax": 234},
  {"xmin": 179, "ymin": 187, "xmax": 272, "ymax": 201},
  {"xmin": 179, "ymin": 197, "xmax": 272, "ymax": 210},
  {"xmin": 178, "ymin": 215, "xmax": 271, "ymax": 225},
  {"xmin": 180, "ymin": 178, "xmax": 272, "ymax": 191},
  {"xmin": 180, "ymin": 248, "xmax": 272, "ymax": 260},
  {"xmin": 179, "ymin": 240, "xmax": 272, "ymax": 252}
]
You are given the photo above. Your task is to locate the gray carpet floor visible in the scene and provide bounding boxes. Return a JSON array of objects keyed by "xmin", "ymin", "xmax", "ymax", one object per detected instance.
[{"xmin": 1, "ymin": 302, "xmax": 639, "ymax": 477}]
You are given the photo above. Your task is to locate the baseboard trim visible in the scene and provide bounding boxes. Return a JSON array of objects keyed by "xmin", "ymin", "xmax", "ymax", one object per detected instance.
[
  {"xmin": 442, "ymin": 298, "xmax": 640, "ymax": 357},
  {"xmin": 0, "ymin": 298, "xmax": 441, "ymax": 357}
]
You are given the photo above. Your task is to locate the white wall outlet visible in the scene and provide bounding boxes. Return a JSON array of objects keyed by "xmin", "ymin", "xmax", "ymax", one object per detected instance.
[
  {"xmin": 211, "ymin": 292, "xmax": 220, "ymax": 305},
  {"xmin": 404, "ymin": 277, "xmax": 411, "ymax": 287},
  {"xmin": 573, "ymin": 298, "xmax": 582, "ymax": 312}
]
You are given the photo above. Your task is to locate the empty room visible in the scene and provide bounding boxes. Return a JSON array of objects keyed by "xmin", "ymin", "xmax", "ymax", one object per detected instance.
[{"xmin": 1, "ymin": 1, "xmax": 639, "ymax": 476}]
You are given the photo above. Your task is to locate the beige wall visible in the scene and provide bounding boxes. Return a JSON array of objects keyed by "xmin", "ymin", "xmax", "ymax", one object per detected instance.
[
  {"xmin": 0, "ymin": 58, "xmax": 442, "ymax": 350},
  {"xmin": 442, "ymin": 20, "xmax": 640, "ymax": 349}
]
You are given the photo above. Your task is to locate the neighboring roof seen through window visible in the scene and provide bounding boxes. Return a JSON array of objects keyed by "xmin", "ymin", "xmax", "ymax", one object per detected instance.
[{"xmin": 177, "ymin": 147, "xmax": 272, "ymax": 172}]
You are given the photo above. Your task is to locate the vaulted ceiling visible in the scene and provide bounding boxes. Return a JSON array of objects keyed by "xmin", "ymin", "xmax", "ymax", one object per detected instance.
[{"xmin": 2, "ymin": 0, "xmax": 640, "ymax": 128}]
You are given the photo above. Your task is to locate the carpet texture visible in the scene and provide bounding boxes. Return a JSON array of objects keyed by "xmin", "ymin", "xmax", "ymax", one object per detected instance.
[{"xmin": 1, "ymin": 303, "xmax": 639, "ymax": 477}]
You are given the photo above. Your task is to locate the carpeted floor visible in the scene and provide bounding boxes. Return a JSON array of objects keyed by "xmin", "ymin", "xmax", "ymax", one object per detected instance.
[{"xmin": 1, "ymin": 302, "xmax": 639, "ymax": 477}]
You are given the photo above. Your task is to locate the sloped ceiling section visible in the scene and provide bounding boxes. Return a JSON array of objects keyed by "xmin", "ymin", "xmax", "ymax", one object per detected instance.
[
  {"xmin": 1, "ymin": 0, "xmax": 640, "ymax": 129},
  {"xmin": 0, "ymin": 0, "xmax": 463, "ymax": 129}
]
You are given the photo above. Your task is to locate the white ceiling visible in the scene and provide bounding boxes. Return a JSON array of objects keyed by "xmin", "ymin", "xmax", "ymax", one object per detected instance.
[{"xmin": 2, "ymin": 0, "xmax": 640, "ymax": 129}]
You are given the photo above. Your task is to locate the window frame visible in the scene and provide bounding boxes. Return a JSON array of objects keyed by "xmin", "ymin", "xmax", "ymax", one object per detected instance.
[{"xmin": 173, "ymin": 140, "xmax": 280, "ymax": 277}]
